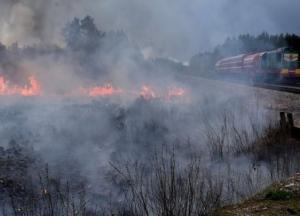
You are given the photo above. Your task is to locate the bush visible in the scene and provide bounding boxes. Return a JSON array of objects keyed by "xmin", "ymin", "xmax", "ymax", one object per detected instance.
[
  {"xmin": 265, "ymin": 190, "xmax": 293, "ymax": 201},
  {"xmin": 112, "ymin": 150, "xmax": 223, "ymax": 216}
]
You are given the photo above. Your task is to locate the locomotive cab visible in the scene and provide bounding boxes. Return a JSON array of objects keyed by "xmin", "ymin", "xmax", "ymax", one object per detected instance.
[
  {"xmin": 215, "ymin": 47, "xmax": 300, "ymax": 83},
  {"xmin": 281, "ymin": 48, "xmax": 300, "ymax": 75},
  {"xmin": 262, "ymin": 48, "xmax": 300, "ymax": 79}
]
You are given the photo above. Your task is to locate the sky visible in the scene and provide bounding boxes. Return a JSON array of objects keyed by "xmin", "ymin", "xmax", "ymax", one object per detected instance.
[{"xmin": 0, "ymin": 0, "xmax": 300, "ymax": 60}]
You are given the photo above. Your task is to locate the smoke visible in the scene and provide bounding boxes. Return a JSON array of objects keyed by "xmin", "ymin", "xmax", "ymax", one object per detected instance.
[
  {"xmin": 0, "ymin": 81, "xmax": 272, "ymax": 200},
  {"xmin": 1, "ymin": 0, "xmax": 300, "ymax": 59},
  {"xmin": 0, "ymin": 1, "xmax": 44, "ymax": 45},
  {"xmin": 0, "ymin": 0, "xmax": 299, "ymax": 212}
]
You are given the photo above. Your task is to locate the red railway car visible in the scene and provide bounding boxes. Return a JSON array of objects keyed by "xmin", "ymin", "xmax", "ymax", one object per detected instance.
[
  {"xmin": 215, "ymin": 48, "xmax": 300, "ymax": 81},
  {"xmin": 215, "ymin": 54, "xmax": 246, "ymax": 72}
]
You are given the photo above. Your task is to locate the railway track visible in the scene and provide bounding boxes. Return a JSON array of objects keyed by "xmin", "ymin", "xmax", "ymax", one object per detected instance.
[
  {"xmin": 254, "ymin": 82, "xmax": 300, "ymax": 94},
  {"xmin": 180, "ymin": 73, "xmax": 300, "ymax": 94},
  {"xmin": 218, "ymin": 75, "xmax": 300, "ymax": 94},
  {"xmin": 212, "ymin": 74, "xmax": 300, "ymax": 94}
]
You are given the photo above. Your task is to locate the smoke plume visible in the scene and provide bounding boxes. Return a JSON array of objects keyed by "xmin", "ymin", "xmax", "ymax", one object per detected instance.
[{"xmin": 1, "ymin": 0, "xmax": 300, "ymax": 59}]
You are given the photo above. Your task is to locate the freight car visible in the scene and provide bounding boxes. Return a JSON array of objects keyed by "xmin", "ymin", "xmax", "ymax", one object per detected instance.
[{"xmin": 215, "ymin": 48, "xmax": 300, "ymax": 82}]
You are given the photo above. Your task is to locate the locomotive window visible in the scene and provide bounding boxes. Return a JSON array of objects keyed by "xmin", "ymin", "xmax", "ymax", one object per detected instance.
[
  {"xmin": 261, "ymin": 54, "xmax": 268, "ymax": 69},
  {"xmin": 283, "ymin": 53, "xmax": 299, "ymax": 69},
  {"xmin": 276, "ymin": 53, "xmax": 282, "ymax": 68},
  {"xmin": 277, "ymin": 53, "xmax": 281, "ymax": 62},
  {"xmin": 267, "ymin": 53, "xmax": 282, "ymax": 69}
]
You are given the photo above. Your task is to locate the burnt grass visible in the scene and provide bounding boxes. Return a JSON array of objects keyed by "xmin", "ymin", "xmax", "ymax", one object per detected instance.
[{"xmin": 0, "ymin": 99, "xmax": 300, "ymax": 215}]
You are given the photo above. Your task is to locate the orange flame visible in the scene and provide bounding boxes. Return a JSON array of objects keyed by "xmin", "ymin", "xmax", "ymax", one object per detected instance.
[
  {"xmin": 80, "ymin": 84, "xmax": 123, "ymax": 97},
  {"xmin": 20, "ymin": 76, "xmax": 42, "ymax": 96},
  {"xmin": 0, "ymin": 76, "xmax": 187, "ymax": 101},
  {"xmin": 0, "ymin": 76, "xmax": 41, "ymax": 96},
  {"xmin": 167, "ymin": 87, "xmax": 186, "ymax": 98},
  {"xmin": 140, "ymin": 85, "xmax": 156, "ymax": 99}
]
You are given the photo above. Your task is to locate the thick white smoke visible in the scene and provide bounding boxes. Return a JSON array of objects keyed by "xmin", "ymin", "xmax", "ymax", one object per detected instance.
[
  {"xmin": 0, "ymin": 0, "xmax": 299, "ymax": 213},
  {"xmin": 1, "ymin": 0, "xmax": 300, "ymax": 59}
]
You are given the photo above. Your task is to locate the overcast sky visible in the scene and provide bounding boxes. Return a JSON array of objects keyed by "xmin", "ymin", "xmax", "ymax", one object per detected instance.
[{"xmin": 0, "ymin": 0, "xmax": 300, "ymax": 60}]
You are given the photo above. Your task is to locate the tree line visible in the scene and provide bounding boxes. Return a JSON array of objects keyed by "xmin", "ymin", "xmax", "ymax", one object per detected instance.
[{"xmin": 189, "ymin": 32, "xmax": 300, "ymax": 75}]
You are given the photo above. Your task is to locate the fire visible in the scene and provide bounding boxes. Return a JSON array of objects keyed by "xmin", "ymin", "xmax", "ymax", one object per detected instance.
[
  {"xmin": 167, "ymin": 87, "xmax": 186, "ymax": 98},
  {"xmin": 20, "ymin": 76, "xmax": 42, "ymax": 96},
  {"xmin": 0, "ymin": 76, "xmax": 187, "ymax": 101},
  {"xmin": 140, "ymin": 85, "xmax": 156, "ymax": 99},
  {"xmin": 0, "ymin": 76, "xmax": 41, "ymax": 96},
  {"xmin": 80, "ymin": 84, "xmax": 123, "ymax": 97}
]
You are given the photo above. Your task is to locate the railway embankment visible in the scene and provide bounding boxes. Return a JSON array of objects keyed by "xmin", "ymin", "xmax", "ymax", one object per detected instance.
[
  {"xmin": 216, "ymin": 173, "xmax": 300, "ymax": 216},
  {"xmin": 181, "ymin": 74, "xmax": 300, "ymax": 127}
]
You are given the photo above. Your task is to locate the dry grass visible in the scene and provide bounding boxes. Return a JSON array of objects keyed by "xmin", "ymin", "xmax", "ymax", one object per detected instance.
[
  {"xmin": 1, "ymin": 111, "xmax": 300, "ymax": 215},
  {"xmin": 111, "ymin": 149, "xmax": 223, "ymax": 216}
]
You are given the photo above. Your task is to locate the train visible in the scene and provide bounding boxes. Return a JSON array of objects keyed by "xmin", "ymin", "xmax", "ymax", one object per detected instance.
[{"xmin": 215, "ymin": 47, "xmax": 300, "ymax": 82}]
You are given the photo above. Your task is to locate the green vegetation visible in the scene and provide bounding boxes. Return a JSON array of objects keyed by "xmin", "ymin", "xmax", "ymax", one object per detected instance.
[
  {"xmin": 216, "ymin": 175, "xmax": 300, "ymax": 216},
  {"xmin": 265, "ymin": 190, "xmax": 293, "ymax": 201}
]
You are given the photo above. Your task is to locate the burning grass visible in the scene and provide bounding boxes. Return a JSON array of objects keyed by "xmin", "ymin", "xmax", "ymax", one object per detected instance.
[
  {"xmin": 0, "ymin": 66, "xmax": 298, "ymax": 215},
  {"xmin": 0, "ymin": 76, "xmax": 41, "ymax": 96},
  {"xmin": 0, "ymin": 75, "xmax": 188, "ymax": 102},
  {"xmin": 1, "ymin": 13, "xmax": 299, "ymax": 215}
]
